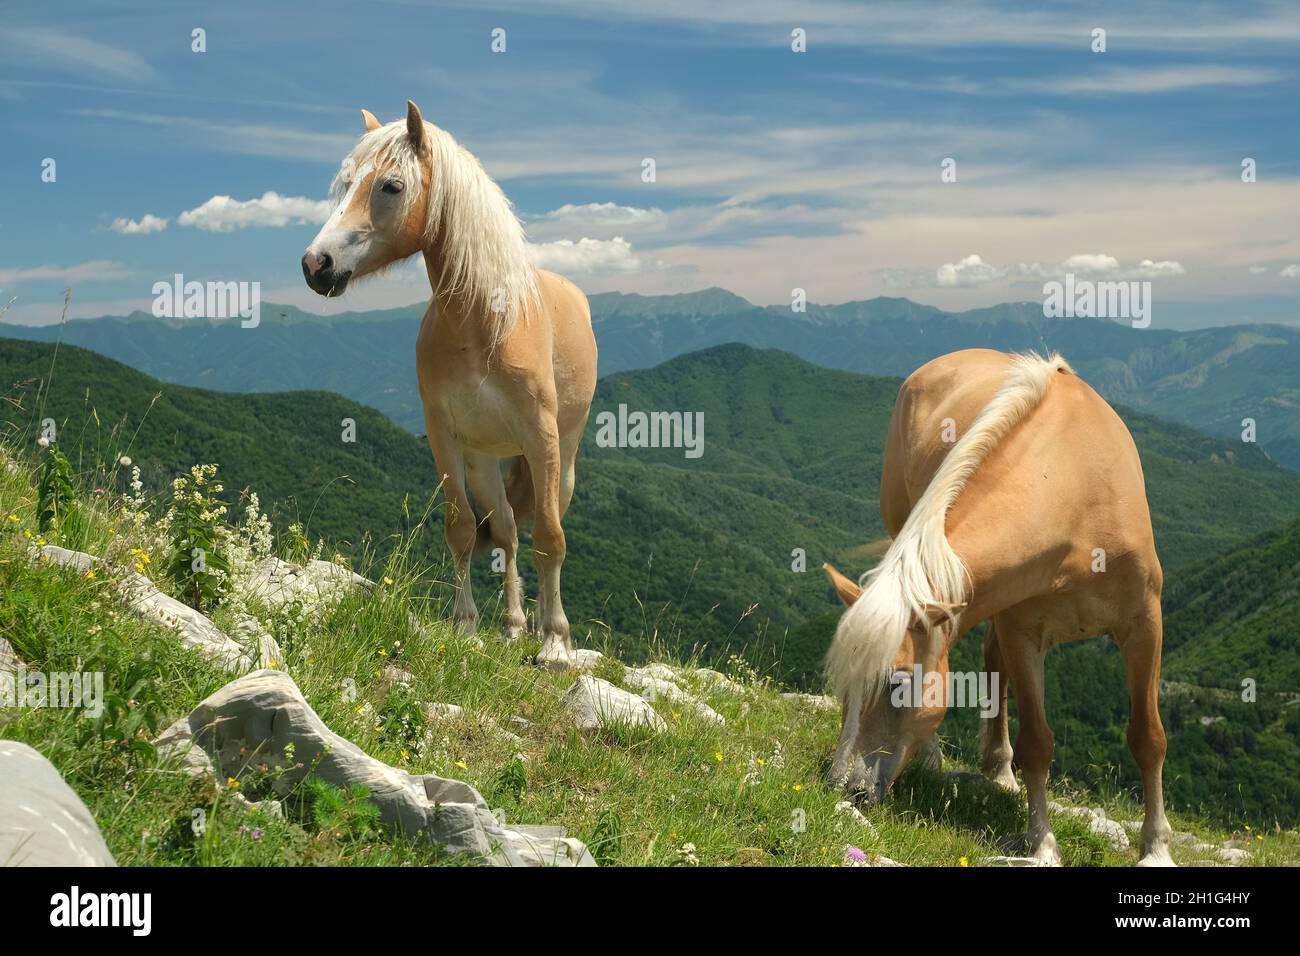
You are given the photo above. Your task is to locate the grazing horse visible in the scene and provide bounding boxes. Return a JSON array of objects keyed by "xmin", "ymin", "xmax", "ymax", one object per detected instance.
[
  {"xmin": 824, "ymin": 349, "xmax": 1173, "ymax": 866},
  {"xmin": 302, "ymin": 102, "xmax": 597, "ymax": 669}
]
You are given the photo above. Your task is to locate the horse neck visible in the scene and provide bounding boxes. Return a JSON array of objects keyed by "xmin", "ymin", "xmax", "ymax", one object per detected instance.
[{"xmin": 420, "ymin": 243, "xmax": 491, "ymax": 347}]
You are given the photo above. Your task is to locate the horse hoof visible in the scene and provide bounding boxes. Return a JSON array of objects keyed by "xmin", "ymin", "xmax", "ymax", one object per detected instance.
[
  {"xmin": 1136, "ymin": 849, "xmax": 1176, "ymax": 868},
  {"xmin": 535, "ymin": 636, "xmax": 576, "ymax": 671}
]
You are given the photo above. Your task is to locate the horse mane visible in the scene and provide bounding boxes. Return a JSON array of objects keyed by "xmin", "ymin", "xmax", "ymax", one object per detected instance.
[
  {"xmin": 825, "ymin": 351, "xmax": 1074, "ymax": 707},
  {"xmin": 330, "ymin": 120, "xmax": 538, "ymax": 348}
]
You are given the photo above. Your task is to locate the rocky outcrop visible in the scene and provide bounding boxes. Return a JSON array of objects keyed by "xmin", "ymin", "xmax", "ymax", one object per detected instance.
[
  {"xmin": 0, "ymin": 740, "xmax": 117, "ymax": 866},
  {"xmin": 623, "ymin": 667, "xmax": 725, "ymax": 725},
  {"xmin": 154, "ymin": 669, "xmax": 591, "ymax": 867},
  {"xmin": 564, "ymin": 676, "xmax": 667, "ymax": 733}
]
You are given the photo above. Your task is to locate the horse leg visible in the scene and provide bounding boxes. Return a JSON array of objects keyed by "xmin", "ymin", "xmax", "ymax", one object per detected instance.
[
  {"xmin": 979, "ymin": 618, "xmax": 1018, "ymax": 791},
  {"xmin": 1113, "ymin": 595, "xmax": 1175, "ymax": 867},
  {"xmin": 997, "ymin": 616, "xmax": 1060, "ymax": 865},
  {"xmin": 523, "ymin": 419, "xmax": 573, "ymax": 670},
  {"xmin": 427, "ymin": 430, "xmax": 478, "ymax": 633},
  {"xmin": 465, "ymin": 453, "xmax": 526, "ymax": 640}
]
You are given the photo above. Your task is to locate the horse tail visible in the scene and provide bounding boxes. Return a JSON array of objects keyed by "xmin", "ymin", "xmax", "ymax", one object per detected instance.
[{"xmin": 825, "ymin": 351, "xmax": 1073, "ymax": 706}]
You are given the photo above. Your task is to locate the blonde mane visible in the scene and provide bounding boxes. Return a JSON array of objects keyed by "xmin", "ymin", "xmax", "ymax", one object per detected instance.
[
  {"xmin": 330, "ymin": 120, "xmax": 538, "ymax": 347},
  {"xmin": 825, "ymin": 351, "xmax": 1073, "ymax": 707}
]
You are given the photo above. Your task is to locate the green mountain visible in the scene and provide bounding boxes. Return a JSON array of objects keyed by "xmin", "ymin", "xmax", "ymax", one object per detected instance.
[
  {"xmin": 4, "ymin": 335, "xmax": 1300, "ymax": 825},
  {"xmin": 6, "ymin": 289, "xmax": 1300, "ymax": 468}
]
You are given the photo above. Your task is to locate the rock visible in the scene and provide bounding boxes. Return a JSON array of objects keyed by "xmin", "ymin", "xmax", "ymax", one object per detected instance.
[
  {"xmin": 564, "ymin": 676, "xmax": 667, "ymax": 733},
  {"xmin": 153, "ymin": 669, "xmax": 584, "ymax": 865},
  {"xmin": 25, "ymin": 545, "xmax": 259, "ymax": 673},
  {"xmin": 121, "ymin": 571, "xmax": 255, "ymax": 672},
  {"xmin": 571, "ymin": 649, "xmax": 606, "ymax": 672},
  {"xmin": 781, "ymin": 692, "xmax": 838, "ymax": 711},
  {"xmin": 380, "ymin": 665, "xmax": 416, "ymax": 689},
  {"xmin": 694, "ymin": 668, "xmax": 747, "ymax": 696},
  {"xmin": 1047, "ymin": 802, "xmax": 1130, "ymax": 850},
  {"xmin": 230, "ymin": 614, "xmax": 283, "ymax": 670},
  {"xmin": 981, "ymin": 856, "xmax": 1052, "ymax": 867},
  {"xmin": 624, "ymin": 670, "xmax": 724, "ymax": 725},
  {"xmin": 637, "ymin": 663, "xmax": 680, "ymax": 683},
  {"xmin": 504, "ymin": 825, "xmax": 597, "ymax": 867},
  {"xmin": 834, "ymin": 800, "xmax": 879, "ymax": 838},
  {"xmin": 1216, "ymin": 847, "xmax": 1249, "ymax": 865},
  {"xmin": 509, "ymin": 716, "xmax": 532, "ymax": 731},
  {"xmin": 424, "ymin": 703, "xmax": 465, "ymax": 721},
  {"xmin": 0, "ymin": 740, "xmax": 117, "ymax": 866},
  {"xmin": 242, "ymin": 556, "xmax": 374, "ymax": 613},
  {"xmin": 870, "ymin": 854, "xmax": 903, "ymax": 867}
]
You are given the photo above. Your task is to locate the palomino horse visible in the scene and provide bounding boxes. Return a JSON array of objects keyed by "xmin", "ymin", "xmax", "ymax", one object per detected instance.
[
  {"xmin": 301, "ymin": 102, "xmax": 597, "ymax": 669},
  {"xmin": 824, "ymin": 349, "xmax": 1173, "ymax": 866}
]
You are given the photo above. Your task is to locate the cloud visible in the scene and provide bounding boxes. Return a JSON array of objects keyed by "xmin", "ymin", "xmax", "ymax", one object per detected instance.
[
  {"xmin": 1282, "ymin": 265, "xmax": 1300, "ymax": 279},
  {"xmin": 527, "ymin": 237, "xmax": 646, "ymax": 276},
  {"xmin": 109, "ymin": 214, "xmax": 168, "ymax": 235},
  {"xmin": 2, "ymin": 28, "xmax": 158, "ymax": 83},
  {"xmin": 1249, "ymin": 266, "xmax": 1269, "ymax": 275},
  {"xmin": 893, "ymin": 253, "xmax": 1188, "ymax": 289},
  {"xmin": 0, "ymin": 260, "xmax": 127, "ymax": 285},
  {"xmin": 1040, "ymin": 65, "xmax": 1283, "ymax": 95},
  {"xmin": 530, "ymin": 202, "xmax": 666, "ymax": 230},
  {"xmin": 177, "ymin": 192, "xmax": 331, "ymax": 232}
]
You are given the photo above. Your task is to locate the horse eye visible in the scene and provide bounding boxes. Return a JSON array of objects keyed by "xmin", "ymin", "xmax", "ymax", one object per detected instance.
[{"xmin": 381, "ymin": 179, "xmax": 404, "ymax": 195}]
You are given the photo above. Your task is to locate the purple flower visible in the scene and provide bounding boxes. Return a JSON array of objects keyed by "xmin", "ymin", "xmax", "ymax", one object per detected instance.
[
  {"xmin": 845, "ymin": 846, "xmax": 867, "ymax": 865},
  {"xmin": 251, "ymin": 828, "xmax": 265, "ymax": 842}
]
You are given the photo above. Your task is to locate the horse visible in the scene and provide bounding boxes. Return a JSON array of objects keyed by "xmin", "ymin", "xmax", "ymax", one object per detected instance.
[
  {"xmin": 301, "ymin": 101, "xmax": 598, "ymax": 670},
  {"xmin": 823, "ymin": 348, "xmax": 1173, "ymax": 866}
]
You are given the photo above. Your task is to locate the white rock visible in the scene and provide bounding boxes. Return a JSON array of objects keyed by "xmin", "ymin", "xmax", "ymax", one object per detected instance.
[
  {"xmin": 981, "ymin": 856, "xmax": 1053, "ymax": 867},
  {"xmin": 624, "ymin": 670, "xmax": 724, "ymax": 725},
  {"xmin": 834, "ymin": 800, "xmax": 879, "ymax": 838},
  {"xmin": 781, "ymin": 692, "xmax": 838, "ymax": 711},
  {"xmin": 241, "ymin": 556, "xmax": 373, "ymax": 612},
  {"xmin": 694, "ymin": 668, "xmax": 746, "ymax": 696},
  {"xmin": 0, "ymin": 740, "xmax": 117, "ymax": 866},
  {"xmin": 1216, "ymin": 847, "xmax": 1249, "ymax": 865},
  {"xmin": 154, "ymin": 669, "xmax": 588, "ymax": 865},
  {"xmin": 1047, "ymin": 802, "xmax": 1130, "ymax": 850},
  {"xmin": 571, "ymin": 649, "xmax": 606, "ymax": 672},
  {"xmin": 638, "ymin": 663, "xmax": 680, "ymax": 683},
  {"xmin": 564, "ymin": 676, "xmax": 666, "ymax": 733},
  {"xmin": 121, "ymin": 571, "xmax": 255, "ymax": 672},
  {"xmin": 425, "ymin": 703, "xmax": 465, "ymax": 721}
]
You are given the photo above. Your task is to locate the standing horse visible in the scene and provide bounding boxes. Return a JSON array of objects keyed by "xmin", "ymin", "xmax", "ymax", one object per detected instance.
[
  {"xmin": 824, "ymin": 349, "xmax": 1173, "ymax": 866},
  {"xmin": 302, "ymin": 102, "xmax": 597, "ymax": 669}
]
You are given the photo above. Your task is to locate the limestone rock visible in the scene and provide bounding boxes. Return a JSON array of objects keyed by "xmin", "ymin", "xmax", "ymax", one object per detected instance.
[
  {"xmin": 624, "ymin": 669, "xmax": 724, "ymax": 725},
  {"xmin": 694, "ymin": 668, "xmax": 746, "ymax": 696},
  {"xmin": 564, "ymin": 676, "xmax": 666, "ymax": 733},
  {"xmin": 781, "ymin": 692, "xmax": 838, "ymax": 711},
  {"xmin": 571, "ymin": 649, "xmax": 607, "ymax": 672},
  {"xmin": 0, "ymin": 740, "xmax": 116, "ymax": 866},
  {"xmin": 1048, "ymin": 802, "xmax": 1130, "ymax": 850}
]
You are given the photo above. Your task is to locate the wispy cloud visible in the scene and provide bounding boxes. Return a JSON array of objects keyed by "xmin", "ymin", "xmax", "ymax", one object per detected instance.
[
  {"xmin": 2, "ymin": 28, "xmax": 159, "ymax": 83},
  {"xmin": 0, "ymin": 260, "xmax": 127, "ymax": 285},
  {"xmin": 109, "ymin": 214, "xmax": 168, "ymax": 235}
]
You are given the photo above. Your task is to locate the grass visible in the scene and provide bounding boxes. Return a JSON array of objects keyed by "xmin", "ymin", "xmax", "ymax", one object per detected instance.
[{"xmin": 1, "ymin": 442, "xmax": 1295, "ymax": 868}]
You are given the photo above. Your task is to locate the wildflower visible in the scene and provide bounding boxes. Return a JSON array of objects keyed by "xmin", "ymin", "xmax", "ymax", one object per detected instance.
[
  {"xmin": 226, "ymin": 776, "xmax": 241, "ymax": 790},
  {"xmin": 383, "ymin": 576, "xmax": 394, "ymax": 586},
  {"xmin": 85, "ymin": 570, "xmax": 96, "ymax": 580},
  {"xmin": 675, "ymin": 842, "xmax": 700, "ymax": 866},
  {"xmin": 119, "ymin": 456, "xmax": 132, "ymax": 466},
  {"xmin": 37, "ymin": 436, "xmax": 50, "ymax": 448},
  {"xmin": 251, "ymin": 828, "xmax": 264, "ymax": 842},
  {"xmin": 378, "ymin": 647, "xmax": 388, "ymax": 658},
  {"xmin": 845, "ymin": 847, "xmax": 867, "ymax": 867},
  {"xmin": 959, "ymin": 856, "xmax": 969, "ymax": 867},
  {"xmin": 792, "ymin": 784, "xmax": 802, "ymax": 792},
  {"xmin": 455, "ymin": 760, "xmax": 468, "ymax": 770},
  {"xmin": 714, "ymin": 751, "xmax": 724, "ymax": 762},
  {"xmin": 6, "ymin": 513, "xmax": 17, "ymax": 521},
  {"xmin": 93, "ymin": 487, "xmax": 105, "ymax": 496},
  {"xmin": 400, "ymin": 750, "xmax": 411, "ymax": 763}
]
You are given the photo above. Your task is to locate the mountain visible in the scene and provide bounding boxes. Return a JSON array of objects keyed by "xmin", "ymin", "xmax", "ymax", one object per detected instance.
[
  {"xmin": 4, "ymin": 335, "xmax": 1300, "ymax": 825},
  {"xmin": 5, "ymin": 289, "xmax": 1300, "ymax": 468}
]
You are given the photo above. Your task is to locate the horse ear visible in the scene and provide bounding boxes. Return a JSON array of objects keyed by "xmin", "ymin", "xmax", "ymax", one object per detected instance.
[
  {"xmin": 823, "ymin": 563, "xmax": 863, "ymax": 606},
  {"xmin": 405, "ymin": 100, "xmax": 426, "ymax": 149},
  {"xmin": 361, "ymin": 109, "xmax": 381, "ymax": 131},
  {"xmin": 920, "ymin": 601, "xmax": 966, "ymax": 627}
]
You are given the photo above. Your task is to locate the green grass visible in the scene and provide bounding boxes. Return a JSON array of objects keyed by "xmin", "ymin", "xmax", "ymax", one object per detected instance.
[{"xmin": 2, "ymin": 445, "xmax": 1294, "ymax": 867}]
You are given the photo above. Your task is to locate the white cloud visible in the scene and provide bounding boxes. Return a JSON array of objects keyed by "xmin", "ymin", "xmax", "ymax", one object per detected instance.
[
  {"xmin": 109, "ymin": 214, "xmax": 168, "ymax": 235},
  {"xmin": 935, "ymin": 254, "xmax": 1006, "ymax": 287},
  {"xmin": 1249, "ymin": 266, "xmax": 1269, "ymax": 275},
  {"xmin": 530, "ymin": 202, "xmax": 665, "ymax": 229},
  {"xmin": 177, "ymin": 192, "xmax": 331, "ymax": 232},
  {"xmin": 910, "ymin": 253, "xmax": 1187, "ymax": 290},
  {"xmin": 0, "ymin": 260, "xmax": 127, "ymax": 285},
  {"xmin": 527, "ymin": 237, "xmax": 645, "ymax": 276},
  {"xmin": 1282, "ymin": 265, "xmax": 1300, "ymax": 279}
]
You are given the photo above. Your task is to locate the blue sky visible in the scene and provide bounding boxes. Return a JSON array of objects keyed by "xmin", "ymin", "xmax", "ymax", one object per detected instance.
[{"xmin": 1, "ymin": 0, "xmax": 1297, "ymax": 327}]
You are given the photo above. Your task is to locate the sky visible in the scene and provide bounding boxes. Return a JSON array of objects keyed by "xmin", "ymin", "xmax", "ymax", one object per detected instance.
[{"xmin": 1, "ymin": 0, "xmax": 1298, "ymax": 328}]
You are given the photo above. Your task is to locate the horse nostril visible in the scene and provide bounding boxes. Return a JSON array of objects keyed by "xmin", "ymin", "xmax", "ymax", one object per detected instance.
[{"xmin": 302, "ymin": 251, "xmax": 333, "ymax": 277}]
